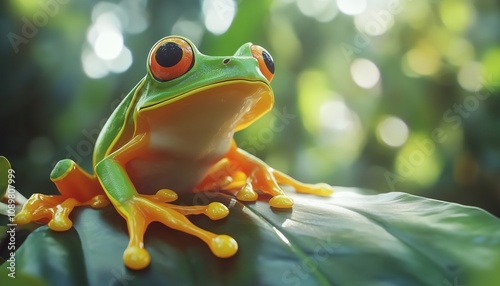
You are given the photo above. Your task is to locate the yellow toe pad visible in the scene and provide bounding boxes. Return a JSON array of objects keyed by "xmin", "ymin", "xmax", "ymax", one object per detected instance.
[
  {"xmin": 210, "ymin": 235, "xmax": 238, "ymax": 258},
  {"xmin": 269, "ymin": 195, "xmax": 294, "ymax": 208}
]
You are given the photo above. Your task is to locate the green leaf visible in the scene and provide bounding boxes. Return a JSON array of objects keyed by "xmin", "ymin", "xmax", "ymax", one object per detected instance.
[{"xmin": 1, "ymin": 188, "xmax": 499, "ymax": 286}]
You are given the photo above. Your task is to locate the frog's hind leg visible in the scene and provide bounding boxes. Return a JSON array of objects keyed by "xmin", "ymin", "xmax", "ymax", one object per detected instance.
[
  {"xmin": 15, "ymin": 159, "xmax": 109, "ymax": 231},
  {"xmin": 271, "ymin": 169, "xmax": 334, "ymax": 197},
  {"xmin": 219, "ymin": 142, "xmax": 333, "ymax": 208}
]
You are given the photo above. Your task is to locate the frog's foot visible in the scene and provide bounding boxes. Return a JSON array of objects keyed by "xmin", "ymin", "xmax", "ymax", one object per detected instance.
[
  {"xmin": 118, "ymin": 190, "xmax": 238, "ymax": 270},
  {"xmin": 220, "ymin": 145, "xmax": 336, "ymax": 208},
  {"xmin": 234, "ymin": 181, "xmax": 259, "ymax": 202},
  {"xmin": 223, "ymin": 178, "xmax": 293, "ymax": 210},
  {"xmin": 15, "ymin": 194, "xmax": 109, "ymax": 231},
  {"xmin": 212, "ymin": 172, "xmax": 293, "ymax": 209},
  {"xmin": 237, "ymin": 166, "xmax": 296, "ymax": 209}
]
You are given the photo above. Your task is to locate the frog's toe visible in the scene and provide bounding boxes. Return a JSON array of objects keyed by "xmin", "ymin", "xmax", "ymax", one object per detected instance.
[
  {"xmin": 206, "ymin": 202, "xmax": 229, "ymax": 220},
  {"xmin": 269, "ymin": 194, "xmax": 294, "ymax": 208},
  {"xmin": 154, "ymin": 189, "xmax": 178, "ymax": 202},
  {"xmin": 48, "ymin": 215, "xmax": 73, "ymax": 231},
  {"xmin": 210, "ymin": 235, "xmax": 238, "ymax": 258},
  {"xmin": 88, "ymin": 194, "xmax": 110, "ymax": 208},
  {"xmin": 308, "ymin": 183, "xmax": 334, "ymax": 196},
  {"xmin": 293, "ymin": 182, "xmax": 334, "ymax": 197},
  {"xmin": 124, "ymin": 246, "xmax": 151, "ymax": 270},
  {"xmin": 14, "ymin": 210, "xmax": 32, "ymax": 225},
  {"xmin": 235, "ymin": 182, "xmax": 258, "ymax": 202}
]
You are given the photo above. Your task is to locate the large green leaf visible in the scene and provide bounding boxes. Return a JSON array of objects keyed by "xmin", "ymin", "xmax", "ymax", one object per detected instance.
[{"xmin": 1, "ymin": 188, "xmax": 499, "ymax": 286}]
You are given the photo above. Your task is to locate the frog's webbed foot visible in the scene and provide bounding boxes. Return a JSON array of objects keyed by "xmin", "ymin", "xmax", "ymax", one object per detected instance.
[
  {"xmin": 15, "ymin": 159, "xmax": 110, "ymax": 230},
  {"xmin": 238, "ymin": 168, "xmax": 334, "ymax": 208},
  {"xmin": 119, "ymin": 189, "xmax": 238, "ymax": 270},
  {"xmin": 209, "ymin": 147, "xmax": 334, "ymax": 209},
  {"xmin": 221, "ymin": 169, "xmax": 333, "ymax": 209},
  {"xmin": 207, "ymin": 166, "xmax": 294, "ymax": 209},
  {"xmin": 15, "ymin": 194, "xmax": 109, "ymax": 231}
]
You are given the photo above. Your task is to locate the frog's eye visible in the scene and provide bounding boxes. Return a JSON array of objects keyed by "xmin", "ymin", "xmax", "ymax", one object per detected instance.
[
  {"xmin": 251, "ymin": 45, "xmax": 274, "ymax": 82},
  {"xmin": 149, "ymin": 37, "xmax": 194, "ymax": 81}
]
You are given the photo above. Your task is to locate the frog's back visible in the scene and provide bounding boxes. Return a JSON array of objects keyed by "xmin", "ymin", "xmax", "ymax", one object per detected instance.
[{"xmin": 93, "ymin": 79, "xmax": 145, "ymax": 166}]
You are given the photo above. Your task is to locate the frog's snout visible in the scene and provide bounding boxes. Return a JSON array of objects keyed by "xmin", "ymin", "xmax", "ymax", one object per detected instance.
[{"xmin": 222, "ymin": 58, "xmax": 231, "ymax": 65}]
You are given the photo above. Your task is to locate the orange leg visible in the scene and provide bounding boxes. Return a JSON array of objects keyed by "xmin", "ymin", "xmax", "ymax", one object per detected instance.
[
  {"xmin": 15, "ymin": 159, "xmax": 109, "ymax": 230},
  {"xmin": 95, "ymin": 134, "xmax": 238, "ymax": 270},
  {"xmin": 271, "ymin": 169, "xmax": 333, "ymax": 196},
  {"xmin": 199, "ymin": 140, "xmax": 333, "ymax": 208},
  {"xmin": 203, "ymin": 142, "xmax": 295, "ymax": 208},
  {"xmin": 115, "ymin": 190, "xmax": 237, "ymax": 270}
]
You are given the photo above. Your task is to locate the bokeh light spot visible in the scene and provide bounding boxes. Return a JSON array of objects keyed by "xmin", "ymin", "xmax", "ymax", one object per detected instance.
[
  {"xmin": 297, "ymin": 70, "xmax": 331, "ymax": 134},
  {"xmin": 87, "ymin": 12, "xmax": 122, "ymax": 46},
  {"xmin": 268, "ymin": 16, "xmax": 302, "ymax": 68},
  {"xmin": 94, "ymin": 28, "xmax": 123, "ymax": 60},
  {"xmin": 82, "ymin": 2, "xmax": 137, "ymax": 78},
  {"xmin": 404, "ymin": 42, "xmax": 441, "ymax": 76},
  {"xmin": 337, "ymin": 0, "xmax": 367, "ymax": 16},
  {"xmin": 399, "ymin": 1, "xmax": 430, "ymax": 29},
  {"xmin": 296, "ymin": 0, "xmax": 338, "ymax": 22},
  {"xmin": 444, "ymin": 37, "xmax": 475, "ymax": 66},
  {"xmin": 350, "ymin": 58, "xmax": 380, "ymax": 89},
  {"xmin": 105, "ymin": 46, "xmax": 133, "ymax": 73},
  {"xmin": 395, "ymin": 135, "xmax": 442, "ymax": 189},
  {"xmin": 319, "ymin": 100, "xmax": 352, "ymax": 131},
  {"xmin": 202, "ymin": 0, "xmax": 236, "ymax": 35},
  {"xmin": 439, "ymin": 0, "xmax": 474, "ymax": 33},
  {"xmin": 354, "ymin": 11, "xmax": 394, "ymax": 36},
  {"xmin": 458, "ymin": 62, "xmax": 484, "ymax": 92},
  {"xmin": 377, "ymin": 116, "xmax": 409, "ymax": 148},
  {"xmin": 482, "ymin": 47, "xmax": 500, "ymax": 87},
  {"xmin": 171, "ymin": 18, "xmax": 204, "ymax": 46},
  {"xmin": 82, "ymin": 49, "xmax": 109, "ymax": 79}
]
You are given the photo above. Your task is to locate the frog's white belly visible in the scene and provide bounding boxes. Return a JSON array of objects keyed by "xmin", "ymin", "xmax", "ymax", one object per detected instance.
[
  {"xmin": 125, "ymin": 82, "xmax": 264, "ymax": 194},
  {"xmin": 126, "ymin": 126, "xmax": 233, "ymax": 194}
]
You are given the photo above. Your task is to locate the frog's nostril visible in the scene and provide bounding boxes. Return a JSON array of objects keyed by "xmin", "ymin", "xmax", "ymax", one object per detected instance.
[{"xmin": 222, "ymin": 58, "xmax": 231, "ymax": 65}]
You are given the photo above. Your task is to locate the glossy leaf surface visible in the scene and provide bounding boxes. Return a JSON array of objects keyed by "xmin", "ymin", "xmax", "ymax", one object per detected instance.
[{"xmin": 1, "ymin": 188, "xmax": 499, "ymax": 286}]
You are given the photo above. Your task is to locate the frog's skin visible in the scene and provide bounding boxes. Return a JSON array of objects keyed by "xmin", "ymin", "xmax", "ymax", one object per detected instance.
[{"xmin": 16, "ymin": 36, "xmax": 333, "ymax": 270}]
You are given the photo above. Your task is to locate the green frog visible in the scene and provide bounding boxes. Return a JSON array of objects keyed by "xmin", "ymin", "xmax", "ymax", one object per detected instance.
[{"xmin": 16, "ymin": 36, "xmax": 333, "ymax": 270}]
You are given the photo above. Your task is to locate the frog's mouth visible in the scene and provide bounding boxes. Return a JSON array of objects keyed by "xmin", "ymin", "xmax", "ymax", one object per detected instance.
[{"xmin": 140, "ymin": 79, "xmax": 274, "ymax": 132}]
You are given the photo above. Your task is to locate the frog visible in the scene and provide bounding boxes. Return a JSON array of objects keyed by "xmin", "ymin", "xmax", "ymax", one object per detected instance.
[{"xmin": 15, "ymin": 36, "xmax": 333, "ymax": 270}]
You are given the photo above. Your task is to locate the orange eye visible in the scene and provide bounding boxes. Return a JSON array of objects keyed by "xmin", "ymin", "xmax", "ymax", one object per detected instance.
[
  {"xmin": 149, "ymin": 37, "xmax": 194, "ymax": 81},
  {"xmin": 251, "ymin": 45, "xmax": 275, "ymax": 82}
]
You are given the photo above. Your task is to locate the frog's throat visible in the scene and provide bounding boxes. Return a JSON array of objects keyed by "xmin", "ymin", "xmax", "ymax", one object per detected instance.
[{"xmin": 140, "ymin": 79, "xmax": 274, "ymax": 131}]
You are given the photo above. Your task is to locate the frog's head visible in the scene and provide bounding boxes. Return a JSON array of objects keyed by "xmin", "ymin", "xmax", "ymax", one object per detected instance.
[{"xmin": 136, "ymin": 35, "xmax": 275, "ymax": 131}]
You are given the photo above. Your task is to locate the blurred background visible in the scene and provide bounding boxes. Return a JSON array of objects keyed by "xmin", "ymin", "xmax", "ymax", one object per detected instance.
[{"xmin": 1, "ymin": 0, "xmax": 499, "ymax": 216}]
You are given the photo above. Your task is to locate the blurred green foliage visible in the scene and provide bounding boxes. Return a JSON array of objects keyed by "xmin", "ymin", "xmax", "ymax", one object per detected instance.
[{"xmin": 1, "ymin": 0, "xmax": 499, "ymax": 215}]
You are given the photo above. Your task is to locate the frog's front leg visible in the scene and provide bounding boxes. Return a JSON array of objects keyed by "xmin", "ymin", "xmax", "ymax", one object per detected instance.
[
  {"xmin": 97, "ymin": 134, "xmax": 237, "ymax": 270},
  {"xmin": 202, "ymin": 140, "xmax": 334, "ymax": 208},
  {"xmin": 15, "ymin": 160, "xmax": 110, "ymax": 230}
]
